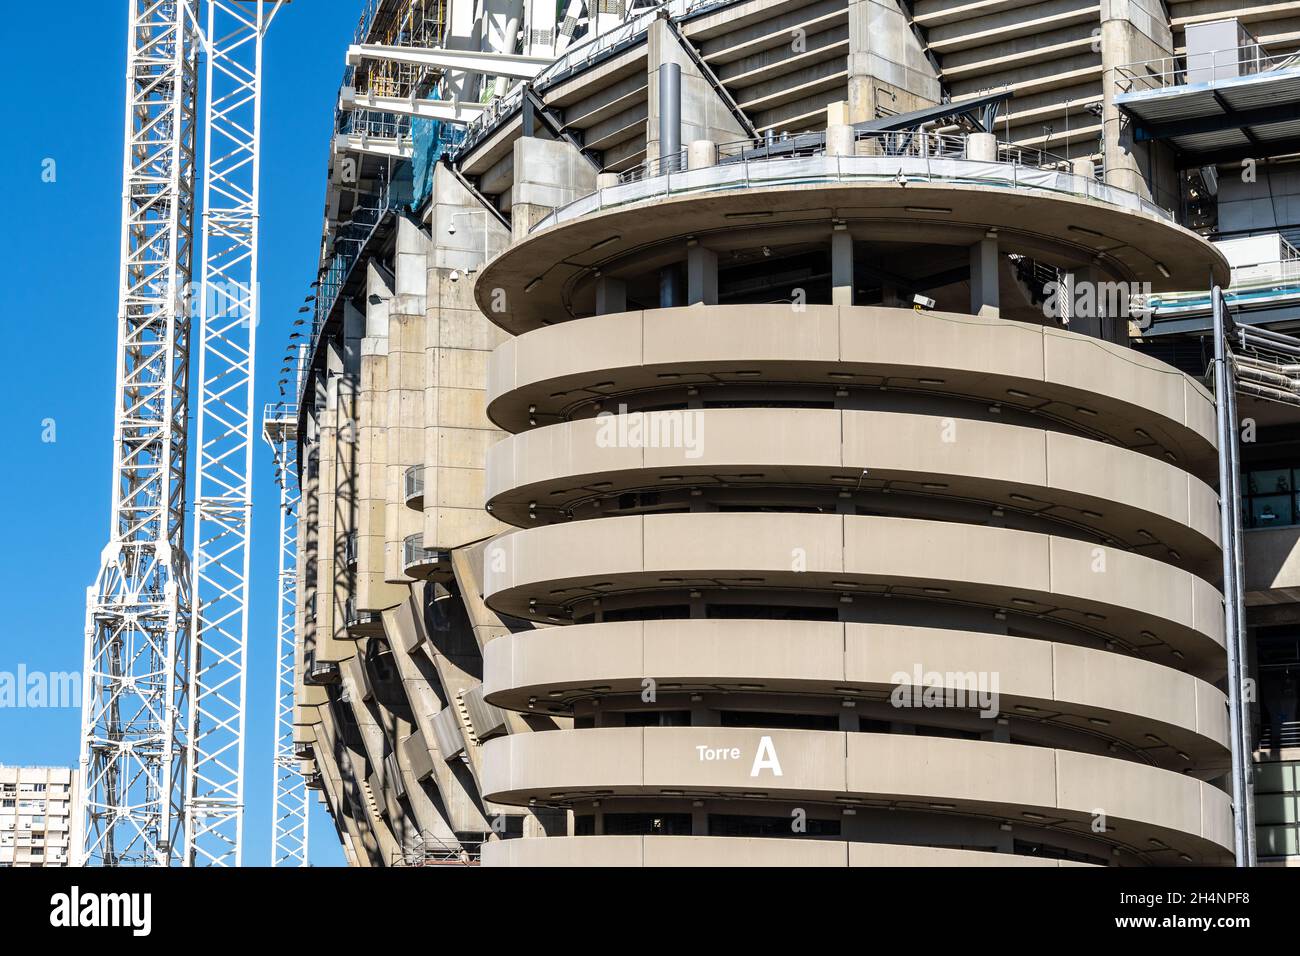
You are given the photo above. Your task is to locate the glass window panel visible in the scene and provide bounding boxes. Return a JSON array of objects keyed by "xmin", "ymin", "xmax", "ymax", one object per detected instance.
[
  {"xmin": 1251, "ymin": 468, "xmax": 1293, "ymax": 495},
  {"xmin": 1251, "ymin": 494, "xmax": 1293, "ymax": 527}
]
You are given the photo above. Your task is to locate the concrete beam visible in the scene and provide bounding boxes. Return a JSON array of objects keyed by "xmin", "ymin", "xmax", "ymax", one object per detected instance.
[
  {"xmin": 340, "ymin": 87, "xmax": 485, "ymax": 125},
  {"xmin": 346, "ymin": 43, "xmax": 551, "ymax": 79}
]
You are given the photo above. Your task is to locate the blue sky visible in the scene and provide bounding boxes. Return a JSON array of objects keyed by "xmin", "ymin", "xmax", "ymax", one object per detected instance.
[{"xmin": 1, "ymin": 0, "xmax": 368, "ymax": 867}]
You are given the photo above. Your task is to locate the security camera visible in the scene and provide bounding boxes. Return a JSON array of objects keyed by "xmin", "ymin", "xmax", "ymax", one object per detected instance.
[
  {"xmin": 448, "ymin": 223, "xmax": 456, "ymax": 235},
  {"xmin": 913, "ymin": 294, "xmax": 935, "ymax": 311},
  {"xmin": 449, "ymin": 270, "xmax": 461, "ymax": 282}
]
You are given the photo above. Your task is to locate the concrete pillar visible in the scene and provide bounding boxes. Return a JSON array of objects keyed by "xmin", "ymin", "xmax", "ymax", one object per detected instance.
[
  {"xmin": 1072, "ymin": 156, "xmax": 1096, "ymax": 179},
  {"xmin": 646, "ymin": 19, "xmax": 748, "ymax": 165},
  {"xmin": 832, "ymin": 225, "xmax": 854, "ymax": 306},
  {"xmin": 595, "ymin": 275, "xmax": 627, "ymax": 315},
  {"xmin": 596, "ymin": 172, "xmax": 620, "ymax": 189},
  {"xmin": 425, "ymin": 165, "xmax": 512, "ymax": 551},
  {"xmin": 688, "ymin": 140, "xmax": 716, "ymax": 170},
  {"xmin": 1101, "ymin": 0, "xmax": 1176, "ymax": 203},
  {"xmin": 967, "ymin": 132, "xmax": 997, "ymax": 163},
  {"xmin": 659, "ymin": 265, "xmax": 680, "ymax": 309},
  {"xmin": 969, "ymin": 236, "xmax": 1000, "ymax": 318},
  {"xmin": 1065, "ymin": 266, "xmax": 1101, "ymax": 339},
  {"xmin": 847, "ymin": 0, "xmax": 940, "ymax": 124},
  {"xmin": 826, "ymin": 125, "xmax": 855, "ymax": 157},
  {"xmin": 687, "ymin": 241, "xmax": 718, "ymax": 305},
  {"xmin": 692, "ymin": 805, "xmax": 708, "ymax": 835},
  {"xmin": 508, "ymin": 137, "xmax": 598, "ymax": 241}
]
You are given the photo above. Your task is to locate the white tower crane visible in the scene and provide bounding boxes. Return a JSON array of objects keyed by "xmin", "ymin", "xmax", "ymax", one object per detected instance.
[
  {"xmin": 78, "ymin": 0, "xmax": 282, "ymax": 868},
  {"xmin": 263, "ymin": 400, "xmax": 309, "ymax": 867}
]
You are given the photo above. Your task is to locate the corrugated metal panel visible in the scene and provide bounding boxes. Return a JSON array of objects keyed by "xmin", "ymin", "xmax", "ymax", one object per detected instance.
[
  {"xmin": 430, "ymin": 706, "xmax": 465, "ymax": 760},
  {"xmin": 1256, "ymin": 119, "xmax": 1300, "ymax": 140},
  {"xmin": 1171, "ymin": 129, "xmax": 1250, "ymax": 151}
]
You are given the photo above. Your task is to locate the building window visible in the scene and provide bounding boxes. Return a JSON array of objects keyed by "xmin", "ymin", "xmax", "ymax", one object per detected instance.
[
  {"xmin": 1245, "ymin": 466, "xmax": 1300, "ymax": 528},
  {"xmin": 621, "ymin": 710, "xmax": 691, "ymax": 727},
  {"xmin": 708, "ymin": 813, "xmax": 841, "ymax": 837},
  {"xmin": 602, "ymin": 813, "xmax": 692, "ymax": 836},
  {"xmin": 1256, "ymin": 626, "xmax": 1300, "ymax": 753}
]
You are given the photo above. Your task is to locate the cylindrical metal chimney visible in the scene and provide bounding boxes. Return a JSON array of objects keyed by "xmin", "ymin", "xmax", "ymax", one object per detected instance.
[{"xmin": 658, "ymin": 62, "xmax": 682, "ymax": 173}]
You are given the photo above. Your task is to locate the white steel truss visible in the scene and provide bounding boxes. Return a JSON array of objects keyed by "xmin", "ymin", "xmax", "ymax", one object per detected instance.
[
  {"xmin": 185, "ymin": 0, "xmax": 283, "ymax": 868},
  {"xmin": 78, "ymin": 0, "xmax": 200, "ymax": 867},
  {"xmin": 263, "ymin": 402, "xmax": 310, "ymax": 866}
]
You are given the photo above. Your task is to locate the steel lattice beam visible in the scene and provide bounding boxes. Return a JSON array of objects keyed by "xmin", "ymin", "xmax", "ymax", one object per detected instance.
[
  {"xmin": 263, "ymin": 402, "xmax": 310, "ymax": 866},
  {"xmin": 78, "ymin": 0, "xmax": 200, "ymax": 868},
  {"xmin": 184, "ymin": 0, "xmax": 283, "ymax": 868}
]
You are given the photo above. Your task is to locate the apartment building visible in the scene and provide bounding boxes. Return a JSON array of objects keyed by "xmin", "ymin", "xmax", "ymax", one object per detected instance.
[
  {"xmin": 290, "ymin": 0, "xmax": 1300, "ymax": 866},
  {"xmin": 0, "ymin": 766, "xmax": 79, "ymax": 868}
]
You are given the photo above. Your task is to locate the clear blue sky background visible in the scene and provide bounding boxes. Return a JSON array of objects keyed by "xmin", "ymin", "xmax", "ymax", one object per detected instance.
[{"xmin": 0, "ymin": 0, "xmax": 371, "ymax": 867}]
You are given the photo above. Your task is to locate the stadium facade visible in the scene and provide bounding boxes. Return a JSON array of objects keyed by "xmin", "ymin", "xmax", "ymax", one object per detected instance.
[{"xmin": 290, "ymin": 0, "xmax": 1300, "ymax": 866}]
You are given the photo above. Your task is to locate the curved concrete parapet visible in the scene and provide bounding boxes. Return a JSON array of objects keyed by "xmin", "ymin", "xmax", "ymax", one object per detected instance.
[
  {"xmin": 481, "ymin": 619, "xmax": 1230, "ymax": 764},
  {"xmin": 481, "ymin": 835, "xmax": 1099, "ymax": 867},
  {"xmin": 481, "ymin": 727, "xmax": 1234, "ymax": 864},
  {"xmin": 482, "ymin": 511, "xmax": 1225, "ymax": 676},
  {"xmin": 485, "ymin": 306, "xmax": 1218, "ymax": 481},
  {"xmin": 484, "ymin": 406, "xmax": 1220, "ymax": 571},
  {"xmin": 474, "ymin": 172, "xmax": 1230, "ymax": 332}
]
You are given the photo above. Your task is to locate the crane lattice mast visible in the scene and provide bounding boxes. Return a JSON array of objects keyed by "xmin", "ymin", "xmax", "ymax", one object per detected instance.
[
  {"xmin": 264, "ymin": 401, "xmax": 309, "ymax": 867},
  {"xmin": 79, "ymin": 0, "xmax": 281, "ymax": 867}
]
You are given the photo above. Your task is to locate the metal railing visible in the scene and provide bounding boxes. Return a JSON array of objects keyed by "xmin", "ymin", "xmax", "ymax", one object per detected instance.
[
  {"xmin": 403, "ymin": 532, "xmax": 442, "ymax": 569},
  {"xmin": 1149, "ymin": 255, "xmax": 1300, "ymax": 313},
  {"xmin": 394, "ymin": 836, "xmax": 482, "ymax": 866},
  {"xmin": 403, "ymin": 464, "xmax": 425, "ymax": 501},
  {"xmin": 343, "ymin": 595, "xmax": 376, "ymax": 628},
  {"xmin": 1117, "ymin": 40, "xmax": 1300, "ymax": 95},
  {"xmin": 533, "ymin": 131, "xmax": 1166, "ymax": 233}
]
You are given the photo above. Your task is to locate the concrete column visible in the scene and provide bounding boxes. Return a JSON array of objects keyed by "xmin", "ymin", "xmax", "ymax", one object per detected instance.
[
  {"xmin": 425, "ymin": 165, "xmax": 513, "ymax": 551},
  {"xmin": 1066, "ymin": 266, "xmax": 1102, "ymax": 339},
  {"xmin": 847, "ymin": 0, "xmax": 940, "ymax": 124},
  {"xmin": 967, "ymin": 132, "xmax": 997, "ymax": 162},
  {"xmin": 826, "ymin": 125, "xmax": 855, "ymax": 157},
  {"xmin": 1072, "ymin": 156, "xmax": 1096, "ymax": 179},
  {"xmin": 595, "ymin": 275, "xmax": 627, "ymax": 315},
  {"xmin": 508, "ymin": 137, "xmax": 597, "ymax": 241},
  {"xmin": 969, "ymin": 236, "xmax": 1000, "ymax": 318},
  {"xmin": 1100, "ymin": 0, "xmax": 1175, "ymax": 202},
  {"xmin": 596, "ymin": 172, "xmax": 620, "ymax": 189},
  {"xmin": 646, "ymin": 19, "xmax": 748, "ymax": 164},
  {"xmin": 687, "ymin": 241, "xmax": 718, "ymax": 305},
  {"xmin": 692, "ymin": 805, "xmax": 708, "ymax": 836},
  {"xmin": 832, "ymin": 225, "xmax": 854, "ymax": 306},
  {"xmin": 688, "ymin": 140, "xmax": 716, "ymax": 170},
  {"xmin": 659, "ymin": 265, "xmax": 680, "ymax": 309}
]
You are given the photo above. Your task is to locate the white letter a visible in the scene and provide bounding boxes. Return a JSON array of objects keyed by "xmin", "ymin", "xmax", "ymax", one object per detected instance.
[{"xmin": 750, "ymin": 735, "xmax": 784, "ymax": 777}]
